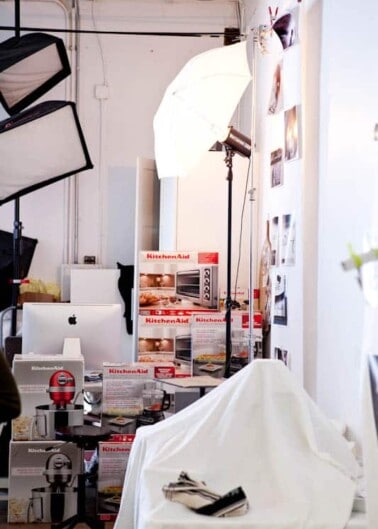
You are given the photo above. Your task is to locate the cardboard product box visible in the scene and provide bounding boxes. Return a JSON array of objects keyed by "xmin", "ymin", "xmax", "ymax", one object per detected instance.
[
  {"xmin": 97, "ymin": 434, "xmax": 135, "ymax": 521},
  {"xmin": 11, "ymin": 354, "xmax": 85, "ymax": 441},
  {"xmin": 8, "ymin": 440, "xmax": 81, "ymax": 524},
  {"xmin": 101, "ymin": 363, "xmax": 175, "ymax": 431},
  {"xmin": 138, "ymin": 314, "xmax": 192, "ymax": 377},
  {"xmin": 137, "ymin": 251, "xmax": 219, "ymax": 315},
  {"xmin": 191, "ymin": 311, "xmax": 263, "ymax": 378},
  {"xmin": 18, "ymin": 292, "xmax": 56, "ymax": 305}
]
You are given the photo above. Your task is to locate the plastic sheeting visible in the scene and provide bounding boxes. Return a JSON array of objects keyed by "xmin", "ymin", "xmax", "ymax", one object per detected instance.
[{"xmin": 114, "ymin": 359, "xmax": 361, "ymax": 529}]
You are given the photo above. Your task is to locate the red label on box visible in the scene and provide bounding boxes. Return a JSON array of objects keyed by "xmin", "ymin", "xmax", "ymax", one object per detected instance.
[
  {"xmin": 154, "ymin": 366, "xmax": 175, "ymax": 378},
  {"xmin": 197, "ymin": 252, "xmax": 219, "ymax": 264},
  {"xmin": 109, "ymin": 434, "xmax": 136, "ymax": 443}
]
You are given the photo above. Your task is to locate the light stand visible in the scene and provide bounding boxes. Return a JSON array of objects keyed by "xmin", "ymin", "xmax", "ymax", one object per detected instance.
[{"xmin": 221, "ymin": 127, "xmax": 251, "ymax": 378}]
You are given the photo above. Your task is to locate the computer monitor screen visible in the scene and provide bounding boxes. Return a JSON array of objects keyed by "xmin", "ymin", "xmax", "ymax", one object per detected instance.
[{"xmin": 21, "ymin": 302, "xmax": 123, "ymax": 371}]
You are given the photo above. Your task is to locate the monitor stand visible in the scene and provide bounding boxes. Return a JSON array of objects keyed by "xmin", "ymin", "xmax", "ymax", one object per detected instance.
[{"xmin": 62, "ymin": 337, "xmax": 82, "ymax": 357}]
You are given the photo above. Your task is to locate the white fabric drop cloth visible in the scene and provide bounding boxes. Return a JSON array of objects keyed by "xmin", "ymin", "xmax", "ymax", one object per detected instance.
[{"xmin": 114, "ymin": 359, "xmax": 361, "ymax": 529}]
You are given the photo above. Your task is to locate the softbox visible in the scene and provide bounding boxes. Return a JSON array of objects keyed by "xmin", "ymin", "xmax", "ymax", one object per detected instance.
[
  {"xmin": 0, "ymin": 100, "xmax": 93, "ymax": 205},
  {"xmin": 0, "ymin": 32, "xmax": 71, "ymax": 115},
  {"xmin": 0, "ymin": 229, "xmax": 37, "ymax": 311}
]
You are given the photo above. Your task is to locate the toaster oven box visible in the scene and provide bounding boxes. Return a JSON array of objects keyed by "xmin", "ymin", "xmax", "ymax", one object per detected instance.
[
  {"xmin": 11, "ymin": 354, "xmax": 85, "ymax": 441},
  {"xmin": 8, "ymin": 440, "xmax": 81, "ymax": 524},
  {"xmin": 137, "ymin": 251, "xmax": 220, "ymax": 315},
  {"xmin": 191, "ymin": 311, "xmax": 263, "ymax": 378},
  {"xmin": 137, "ymin": 314, "xmax": 192, "ymax": 377},
  {"xmin": 97, "ymin": 434, "xmax": 135, "ymax": 521},
  {"xmin": 101, "ymin": 362, "xmax": 175, "ymax": 426}
]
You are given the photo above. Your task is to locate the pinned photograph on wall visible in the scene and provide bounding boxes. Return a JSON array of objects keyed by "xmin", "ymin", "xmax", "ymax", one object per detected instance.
[
  {"xmin": 272, "ymin": 6, "xmax": 300, "ymax": 50},
  {"xmin": 284, "ymin": 105, "xmax": 301, "ymax": 161},
  {"xmin": 270, "ymin": 148, "xmax": 284, "ymax": 188},
  {"xmin": 273, "ymin": 273, "xmax": 287, "ymax": 325},
  {"xmin": 268, "ymin": 61, "xmax": 283, "ymax": 115},
  {"xmin": 281, "ymin": 213, "xmax": 296, "ymax": 266},
  {"xmin": 271, "ymin": 216, "xmax": 280, "ymax": 266},
  {"xmin": 274, "ymin": 347, "xmax": 291, "ymax": 367}
]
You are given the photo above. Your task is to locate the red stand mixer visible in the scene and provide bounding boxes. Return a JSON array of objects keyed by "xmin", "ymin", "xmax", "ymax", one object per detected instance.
[{"xmin": 35, "ymin": 370, "xmax": 84, "ymax": 439}]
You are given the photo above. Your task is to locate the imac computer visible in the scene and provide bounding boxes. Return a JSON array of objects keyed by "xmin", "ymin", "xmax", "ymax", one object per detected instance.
[{"xmin": 21, "ymin": 303, "xmax": 123, "ymax": 371}]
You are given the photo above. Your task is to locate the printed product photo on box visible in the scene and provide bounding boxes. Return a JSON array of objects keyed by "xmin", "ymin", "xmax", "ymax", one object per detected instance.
[
  {"xmin": 8, "ymin": 440, "xmax": 81, "ymax": 524},
  {"xmin": 137, "ymin": 251, "xmax": 219, "ymax": 315},
  {"xmin": 97, "ymin": 434, "xmax": 135, "ymax": 521},
  {"xmin": 11, "ymin": 354, "xmax": 85, "ymax": 441},
  {"xmin": 138, "ymin": 314, "xmax": 192, "ymax": 376}
]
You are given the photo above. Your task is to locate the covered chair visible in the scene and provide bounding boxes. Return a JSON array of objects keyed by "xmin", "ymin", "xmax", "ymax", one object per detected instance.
[{"xmin": 114, "ymin": 359, "xmax": 361, "ymax": 529}]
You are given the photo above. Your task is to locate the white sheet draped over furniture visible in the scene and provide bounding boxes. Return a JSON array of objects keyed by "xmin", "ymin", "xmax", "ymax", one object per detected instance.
[{"xmin": 114, "ymin": 359, "xmax": 361, "ymax": 529}]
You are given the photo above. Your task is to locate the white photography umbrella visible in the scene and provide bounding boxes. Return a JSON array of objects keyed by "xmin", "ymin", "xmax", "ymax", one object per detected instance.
[
  {"xmin": 153, "ymin": 40, "xmax": 252, "ymax": 378},
  {"xmin": 153, "ymin": 40, "xmax": 252, "ymax": 180}
]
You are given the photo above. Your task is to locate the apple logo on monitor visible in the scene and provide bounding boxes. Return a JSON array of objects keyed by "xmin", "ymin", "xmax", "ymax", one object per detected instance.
[{"xmin": 68, "ymin": 314, "xmax": 77, "ymax": 325}]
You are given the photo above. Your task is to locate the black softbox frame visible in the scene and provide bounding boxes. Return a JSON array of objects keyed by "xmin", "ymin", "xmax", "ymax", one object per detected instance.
[
  {"xmin": 0, "ymin": 100, "xmax": 93, "ymax": 205},
  {"xmin": 0, "ymin": 32, "xmax": 71, "ymax": 115}
]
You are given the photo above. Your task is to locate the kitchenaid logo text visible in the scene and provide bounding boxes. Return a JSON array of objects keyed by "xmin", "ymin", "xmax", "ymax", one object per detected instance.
[
  {"xmin": 102, "ymin": 446, "xmax": 131, "ymax": 452},
  {"xmin": 144, "ymin": 317, "xmax": 190, "ymax": 325},
  {"xmin": 145, "ymin": 252, "xmax": 190, "ymax": 260},
  {"xmin": 28, "ymin": 448, "xmax": 60, "ymax": 453},
  {"xmin": 31, "ymin": 365, "xmax": 64, "ymax": 371},
  {"xmin": 194, "ymin": 317, "xmax": 227, "ymax": 324},
  {"xmin": 108, "ymin": 368, "xmax": 149, "ymax": 375}
]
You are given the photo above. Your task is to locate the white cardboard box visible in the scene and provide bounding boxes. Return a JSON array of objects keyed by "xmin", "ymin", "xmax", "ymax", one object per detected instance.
[
  {"xmin": 138, "ymin": 314, "xmax": 192, "ymax": 376},
  {"xmin": 97, "ymin": 434, "xmax": 135, "ymax": 521},
  {"xmin": 8, "ymin": 440, "xmax": 81, "ymax": 524},
  {"xmin": 101, "ymin": 362, "xmax": 175, "ymax": 419},
  {"xmin": 11, "ymin": 354, "xmax": 85, "ymax": 441}
]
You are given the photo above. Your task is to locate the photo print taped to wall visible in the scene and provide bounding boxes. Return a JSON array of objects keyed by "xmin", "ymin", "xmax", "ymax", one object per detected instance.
[
  {"xmin": 284, "ymin": 105, "xmax": 301, "ymax": 161},
  {"xmin": 273, "ymin": 273, "xmax": 287, "ymax": 325},
  {"xmin": 271, "ymin": 148, "xmax": 283, "ymax": 188},
  {"xmin": 272, "ymin": 6, "xmax": 300, "ymax": 50},
  {"xmin": 281, "ymin": 213, "xmax": 296, "ymax": 266},
  {"xmin": 274, "ymin": 347, "xmax": 291, "ymax": 368},
  {"xmin": 268, "ymin": 61, "xmax": 283, "ymax": 115},
  {"xmin": 271, "ymin": 216, "xmax": 280, "ymax": 266}
]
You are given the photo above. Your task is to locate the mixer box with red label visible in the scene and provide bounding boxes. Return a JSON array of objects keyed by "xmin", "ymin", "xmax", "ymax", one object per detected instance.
[
  {"xmin": 97, "ymin": 434, "xmax": 135, "ymax": 521},
  {"xmin": 11, "ymin": 354, "xmax": 85, "ymax": 441},
  {"xmin": 8, "ymin": 440, "xmax": 81, "ymax": 524}
]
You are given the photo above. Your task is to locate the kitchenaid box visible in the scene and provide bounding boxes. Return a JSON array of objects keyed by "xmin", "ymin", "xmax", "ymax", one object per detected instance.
[
  {"xmin": 138, "ymin": 251, "xmax": 219, "ymax": 315},
  {"xmin": 101, "ymin": 363, "xmax": 175, "ymax": 431},
  {"xmin": 137, "ymin": 314, "xmax": 192, "ymax": 376},
  {"xmin": 101, "ymin": 362, "xmax": 175, "ymax": 417},
  {"xmin": 97, "ymin": 434, "xmax": 135, "ymax": 521},
  {"xmin": 11, "ymin": 354, "xmax": 85, "ymax": 441},
  {"xmin": 191, "ymin": 311, "xmax": 263, "ymax": 378},
  {"xmin": 8, "ymin": 441, "xmax": 81, "ymax": 524}
]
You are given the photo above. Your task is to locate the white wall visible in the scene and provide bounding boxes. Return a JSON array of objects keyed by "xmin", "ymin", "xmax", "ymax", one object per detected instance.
[
  {"xmin": 242, "ymin": 0, "xmax": 378, "ymax": 449},
  {"xmin": 315, "ymin": 0, "xmax": 378, "ymax": 446},
  {"xmin": 244, "ymin": 1, "xmax": 305, "ymax": 382}
]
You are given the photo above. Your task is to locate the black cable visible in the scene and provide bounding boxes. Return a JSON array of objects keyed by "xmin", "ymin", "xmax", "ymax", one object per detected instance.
[{"xmin": 0, "ymin": 25, "xmax": 227, "ymax": 38}]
